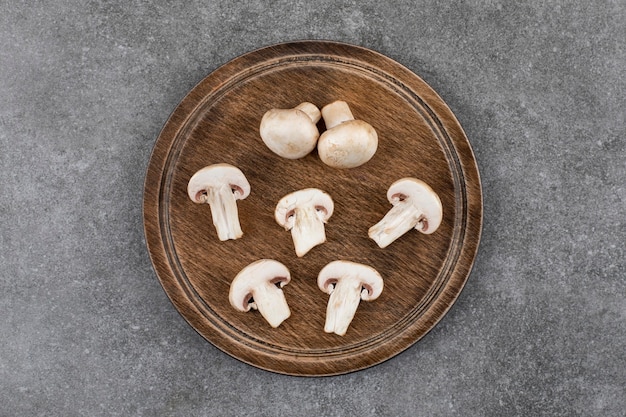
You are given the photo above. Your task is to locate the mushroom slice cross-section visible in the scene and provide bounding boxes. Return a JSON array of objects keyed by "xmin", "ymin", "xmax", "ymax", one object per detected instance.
[
  {"xmin": 317, "ymin": 260, "xmax": 384, "ymax": 336},
  {"xmin": 275, "ymin": 188, "xmax": 334, "ymax": 257},
  {"xmin": 229, "ymin": 259, "xmax": 291, "ymax": 328},
  {"xmin": 187, "ymin": 163, "xmax": 251, "ymax": 241},
  {"xmin": 317, "ymin": 100, "xmax": 378, "ymax": 169},
  {"xmin": 368, "ymin": 177, "xmax": 443, "ymax": 248},
  {"xmin": 259, "ymin": 102, "xmax": 322, "ymax": 159}
]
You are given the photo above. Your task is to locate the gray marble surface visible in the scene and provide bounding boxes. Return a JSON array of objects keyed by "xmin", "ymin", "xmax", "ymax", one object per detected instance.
[{"xmin": 1, "ymin": 1, "xmax": 624, "ymax": 416}]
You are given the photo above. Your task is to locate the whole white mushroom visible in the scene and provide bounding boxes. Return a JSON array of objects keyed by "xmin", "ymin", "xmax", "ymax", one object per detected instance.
[
  {"xmin": 317, "ymin": 100, "xmax": 378, "ymax": 169},
  {"xmin": 259, "ymin": 102, "xmax": 321, "ymax": 159}
]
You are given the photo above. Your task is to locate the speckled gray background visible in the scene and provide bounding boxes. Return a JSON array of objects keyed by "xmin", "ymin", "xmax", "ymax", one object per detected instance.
[{"xmin": 1, "ymin": 1, "xmax": 624, "ymax": 416}]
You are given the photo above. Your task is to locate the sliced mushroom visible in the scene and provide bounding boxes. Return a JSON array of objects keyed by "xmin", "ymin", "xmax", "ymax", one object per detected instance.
[
  {"xmin": 259, "ymin": 102, "xmax": 321, "ymax": 159},
  {"xmin": 229, "ymin": 259, "xmax": 291, "ymax": 328},
  {"xmin": 317, "ymin": 100, "xmax": 378, "ymax": 169},
  {"xmin": 274, "ymin": 188, "xmax": 334, "ymax": 257},
  {"xmin": 368, "ymin": 177, "xmax": 443, "ymax": 248},
  {"xmin": 317, "ymin": 260, "xmax": 384, "ymax": 336},
  {"xmin": 187, "ymin": 163, "xmax": 250, "ymax": 241}
]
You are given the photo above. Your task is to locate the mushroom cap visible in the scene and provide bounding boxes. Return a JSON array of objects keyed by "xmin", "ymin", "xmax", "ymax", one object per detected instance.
[
  {"xmin": 387, "ymin": 177, "xmax": 443, "ymax": 234},
  {"xmin": 259, "ymin": 105, "xmax": 320, "ymax": 159},
  {"xmin": 187, "ymin": 163, "xmax": 251, "ymax": 203},
  {"xmin": 274, "ymin": 188, "xmax": 334, "ymax": 229},
  {"xmin": 317, "ymin": 120, "xmax": 378, "ymax": 169},
  {"xmin": 228, "ymin": 259, "xmax": 291, "ymax": 312},
  {"xmin": 317, "ymin": 260, "xmax": 384, "ymax": 301}
]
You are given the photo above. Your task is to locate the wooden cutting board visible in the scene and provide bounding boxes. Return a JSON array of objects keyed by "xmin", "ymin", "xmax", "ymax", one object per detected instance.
[{"xmin": 143, "ymin": 41, "xmax": 482, "ymax": 376}]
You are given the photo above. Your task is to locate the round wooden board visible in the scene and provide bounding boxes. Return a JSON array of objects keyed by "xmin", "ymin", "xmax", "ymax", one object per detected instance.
[{"xmin": 143, "ymin": 41, "xmax": 482, "ymax": 376}]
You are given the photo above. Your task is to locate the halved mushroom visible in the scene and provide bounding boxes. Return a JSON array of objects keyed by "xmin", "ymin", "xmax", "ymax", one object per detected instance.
[
  {"xmin": 259, "ymin": 102, "xmax": 321, "ymax": 159},
  {"xmin": 317, "ymin": 260, "xmax": 384, "ymax": 336},
  {"xmin": 229, "ymin": 259, "xmax": 291, "ymax": 328},
  {"xmin": 368, "ymin": 177, "xmax": 443, "ymax": 248},
  {"xmin": 187, "ymin": 163, "xmax": 250, "ymax": 241},
  {"xmin": 275, "ymin": 188, "xmax": 334, "ymax": 257},
  {"xmin": 317, "ymin": 100, "xmax": 378, "ymax": 169}
]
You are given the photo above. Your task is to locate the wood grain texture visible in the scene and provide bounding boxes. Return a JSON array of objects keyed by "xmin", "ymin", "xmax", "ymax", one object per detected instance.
[{"xmin": 143, "ymin": 41, "xmax": 483, "ymax": 376}]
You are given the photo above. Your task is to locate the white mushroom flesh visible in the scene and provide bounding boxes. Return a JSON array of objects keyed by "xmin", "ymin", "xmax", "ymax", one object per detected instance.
[
  {"xmin": 368, "ymin": 197, "xmax": 425, "ymax": 249},
  {"xmin": 229, "ymin": 259, "xmax": 291, "ymax": 328},
  {"xmin": 275, "ymin": 189, "xmax": 333, "ymax": 257},
  {"xmin": 369, "ymin": 178, "xmax": 442, "ymax": 248},
  {"xmin": 188, "ymin": 164, "xmax": 249, "ymax": 242},
  {"xmin": 318, "ymin": 261, "xmax": 383, "ymax": 336},
  {"xmin": 203, "ymin": 183, "xmax": 245, "ymax": 241},
  {"xmin": 247, "ymin": 280, "xmax": 291, "ymax": 328},
  {"xmin": 291, "ymin": 204, "xmax": 327, "ymax": 257},
  {"xmin": 323, "ymin": 278, "xmax": 370, "ymax": 336}
]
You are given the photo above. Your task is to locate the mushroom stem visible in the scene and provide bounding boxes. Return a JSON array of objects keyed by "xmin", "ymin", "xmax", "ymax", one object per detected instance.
[
  {"xmin": 324, "ymin": 278, "xmax": 367, "ymax": 336},
  {"xmin": 249, "ymin": 282, "xmax": 291, "ymax": 328},
  {"xmin": 205, "ymin": 183, "xmax": 244, "ymax": 241},
  {"xmin": 291, "ymin": 205, "xmax": 327, "ymax": 257},
  {"xmin": 321, "ymin": 100, "xmax": 354, "ymax": 129},
  {"xmin": 368, "ymin": 200, "xmax": 424, "ymax": 248},
  {"xmin": 295, "ymin": 102, "xmax": 322, "ymax": 123}
]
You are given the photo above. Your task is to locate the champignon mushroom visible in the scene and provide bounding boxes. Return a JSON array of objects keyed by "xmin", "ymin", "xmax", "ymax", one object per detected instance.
[
  {"xmin": 368, "ymin": 177, "xmax": 443, "ymax": 248},
  {"xmin": 317, "ymin": 260, "xmax": 384, "ymax": 336},
  {"xmin": 317, "ymin": 100, "xmax": 378, "ymax": 169},
  {"xmin": 187, "ymin": 163, "xmax": 250, "ymax": 241},
  {"xmin": 274, "ymin": 188, "xmax": 334, "ymax": 257},
  {"xmin": 259, "ymin": 102, "xmax": 322, "ymax": 159},
  {"xmin": 229, "ymin": 259, "xmax": 291, "ymax": 328}
]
